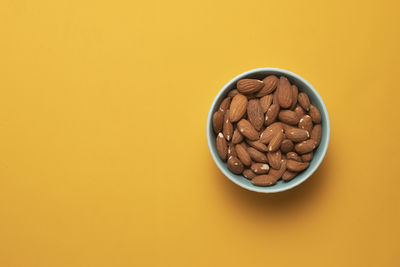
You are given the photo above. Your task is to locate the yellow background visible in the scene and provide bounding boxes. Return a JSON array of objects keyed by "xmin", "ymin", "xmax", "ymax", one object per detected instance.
[{"xmin": 0, "ymin": 0, "xmax": 399, "ymax": 266}]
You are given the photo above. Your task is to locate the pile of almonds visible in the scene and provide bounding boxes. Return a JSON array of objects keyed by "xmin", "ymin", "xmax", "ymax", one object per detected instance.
[{"xmin": 213, "ymin": 75, "xmax": 322, "ymax": 186}]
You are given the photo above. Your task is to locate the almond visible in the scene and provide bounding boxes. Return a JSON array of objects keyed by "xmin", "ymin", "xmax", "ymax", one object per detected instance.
[
  {"xmin": 298, "ymin": 115, "xmax": 313, "ymax": 133},
  {"xmin": 265, "ymin": 104, "xmax": 280, "ymax": 126},
  {"xmin": 247, "ymin": 99, "xmax": 264, "ymax": 131},
  {"xmin": 212, "ymin": 110, "xmax": 224, "ymax": 134},
  {"xmin": 246, "ymin": 140, "xmax": 268, "ymax": 152},
  {"xmin": 267, "ymin": 150, "xmax": 281, "ymax": 169},
  {"xmin": 227, "ymin": 156, "xmax": 244, "ymax": 174},
  {"xmin": 280, "ymin": 139, "xmax": 294, "ymax": 153},
  {"xmin": 243, "ymin": 169, "xmax": 256, "ymax": 179},
  {"xmin": 298, "ymin": 93, "xmax": 311, "ymax": 111},
  {"xmin": 223, "ymin": 110, "xmax": 233, "ymax": 141},
  {"xmin": 229, "ymin": 94, "xmax": 248, "ymax": 122},
  {"xmin": 219, "ymin": 97, "xmax": 231, "ymax": 112},
  {"xmin": 280, "ymin": 123, "xmax": 293, "ymax": 132},
  {"xmin": 277, "ymin": 76, "xmax": 293, "ymax": 108},
  {"xmin": 268, "ymin": 130, "xmax": 284, "ymax": 152},
  {"xmin": 311, "ymin": 124, "xmax": 322, "ymax": 146},
  {"xmin": 285, "ymin": 128, "xmax": 310, "ymax": 142},
  {"xmin": 309, "ymin": 105, "xmax": 322, "ymax": 123},
  {"xmin": 295, "ymin": 139, "xmax": 317, "ymax": 154},
  {"xmin": 287, "ymin": 159, "xmax": 310, "ymax": 172},
  {"xmin": 232, "ymin": 128, "xmax": 244, "ymax": 144},
  {"xmin": 301, "ymin": 152, "xmax": 314, "ymax": 162},
  {"xmin": 251, "ymin": 163, "xmax": 270, "ymax": 175},
  {"xmin": 269, "ymin": 158, "xmax": 287, "ymax": 179},
  {"xmin": 278, "ymin": 110, "xmax": 299, "ymax": 125},
  {"xmin": 286, "ymin": 152, "xmax": 302, "ymax": 162},
  {"xmin": 237, "ymin": 79, "xmax": 264, "ymax": 94},
  {"xmin": 273, "ymin": 90, "xmax": 279, "ymax": 105},
  {"xmin": 227, "ymin": 142, "xmax": 237, "ymax": 158},
  {"xmin": 216, "ymin": 132, "xmax": 228, "ymax": 161},
  {"xmin": 260, "ymin": 122, "xmax": 283, "ymax": 144},
  {"xmin": 290, "ymin": 85, "xmax": 298, "ymax": 110},
  {"xmin": 235, "ymin": 143, "xmax": 251, "ymax": 167},
  {"xmin": 259, "ymin": 94, "xmax": 273, "ymax": 113},
  {"xmin": 255, "ymin": 75, "xmax": 279, "ymax": 97},
  {"xmin": 252, "ymin": 174, "xmax": 278, "ymax": 186},
  {"xmin": 247, "ymin": 147, "xmax": 268, "ymax": 163},
  {"xmin": 237, "ymin": 119, "xmax": 259, "ymax": 140},
  {"xmin": 282, "ymin": 171, "xmax": 297, "ymax": 181},
  {"xmin": 294, "ymin": 105, "xmax": 306, "ymax": 118},
  {"xmin": 228, "ymin": 89, "xmax": 239, "ymax": 98}
]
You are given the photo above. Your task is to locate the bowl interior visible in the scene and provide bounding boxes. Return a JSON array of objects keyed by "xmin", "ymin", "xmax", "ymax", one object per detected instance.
[{"xmin": 207, "ymin": 68, "xmax": 330, "ymax": 193}]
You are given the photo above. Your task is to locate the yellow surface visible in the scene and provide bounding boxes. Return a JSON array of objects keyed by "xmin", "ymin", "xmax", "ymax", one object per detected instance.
[{"xmin": 0, "ymin": 0, "xmax": 399, "ymax": 266}]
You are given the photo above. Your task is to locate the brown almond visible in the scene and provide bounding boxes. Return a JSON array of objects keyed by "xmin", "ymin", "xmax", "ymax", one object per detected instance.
[
  {"xmin": 309, "ymin": 105, "xmax": 322, "ymax": 123},
  {"xmin": 273, "ymin": 90, "xmax": 279, "ymax": 105},
  {"xmin": 243, "ymin": 169, "xmax": 256, "ymax": 179},
  {"xmin": 286, "ymin": 152, "xmax": 302, "ymax": 162},
  {"xmin": 265, "ymin": 104, "xmax": 280, "ymax": 126},
  {"xmin": 216, "ymin": 132, "xmax": 228, "ymax": 161},
  {"xmin": 223, "ymin": 110, "xmax": 233, "ymax": 141},
  {"xmin": 298, "ymin": 93, "xmax": 311, "ymax": 111},
  {"xmin": 260, "ymin": 122, "xmax": 283, "ymax": 144},
  {"xmin": 267, "ymin": 150, "xmax": 281, "ymax": 169},
  {"xmin": 228, "ymin": 89, "xmax": 239, "ymax": 98},
  {"xmin": 295, "ymin": 139, "xmax": 317, "ymax": 154},
  {"xmin": 290, "ymin": 85, "xmax": 298, "ymax": 110},
  {"xmin": 235, "ymin": 143, "xmax": 251, "ymax": 167},
  {"xmin": 278, "ymin": 110, "xmax": 299, "ymax": 125},
  {"xmin": 301, "ymin": 152, "xmax": 314, "ymax": 162},
  {"xmin": 227, "ymin": 156, "xmax": 244, "ymax": 174},
  {"xmin": 237, "ymin": 79, "xmax": 264, "ymax": 94},
  {"xmin": 227, "ymin": 142, "xmax": 237, "ymax": 158},
  {"xmin": 247, "ymin": 99, "xmax": 264, "ymax": 131},
  {"xmin": 255, "ymin": 75, "xmax": 279, "ymax": 97},
  {"xmin": 280, "ymin": 139, "xmax": 294, "ymax": 153},
  {"xmin": 287, "ymin": 159, "xmax": 310, "ymax": 172},
  {"xmin": 251, "ymin": 163, "xmax": 270, "ymax": 175},
  {"xmin": 280, "ymin": 123, "xmax": 293, "ymax": 132},
  {"xmin": 269, "ymin": 158, "xmax": 287, "ymax": 179},
  {"xmin": 259, "ymin": 94, "xmax": 273, "ymax": 113},
  {"xmin": 247, "ymin": 147, "xmax": 268, "ymax": 163},
  {"xmin": 311, "ymin": 124, "xmax": 322, "ymax": 146},
  {"xmin": 229, "ymin": 94, "xmax": 248, "ymax": 122},
  {"xmin": 277, "ymin": 76, "xmax": 293, "ymax": 108},
  {"xmin": 252, "ymin": 174, "xmax": 278, "ymax": 186},
  {"xmin": 246, "ymin": 140, "xmax": 268, "ymax": 152},
  {"xmin": 212, "ymin": 110, "xmax": 224, "ymax": 134},
  {"xmin": 282, "ymin": 171, "xmax": 297, "ymax": 181},
  {"xmin": 268, "ymin": 130, "xmax": 284, "ymax": 152},
  {"xmin": 298, "ymin": 115, "xmax": 313, "ymax": 133},
  {"xmin": 232, "ymin": 128, "xmax": 244, "ymax": 144},
  {"xmin": 286, "ymin": 128, "xmax": 310, "ymax": 142},
  {"xmin": 237, "ymin": 119, "xmax": 259, "ymax": 140},
  {"xmin": 294, "ymin": 105, "xmax": 306, "ymax": 118},
  {"xmin": 219, "ymin": 97, "xmax": 231, "ymax": 112}
]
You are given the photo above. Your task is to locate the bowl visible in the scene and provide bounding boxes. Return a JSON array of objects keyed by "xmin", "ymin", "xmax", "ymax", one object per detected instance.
[{"xmin": 206, "ymin": 68, "xmax": 330, "ymax": 193}]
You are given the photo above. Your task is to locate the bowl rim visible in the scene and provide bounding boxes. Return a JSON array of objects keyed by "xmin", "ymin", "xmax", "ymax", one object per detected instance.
[{"xmin": 206, "ymin": 67, "xmax": 330, "ymax": 193}]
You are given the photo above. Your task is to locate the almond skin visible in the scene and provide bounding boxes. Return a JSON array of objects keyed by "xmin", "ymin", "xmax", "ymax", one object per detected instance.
[
  {"xmin": 301, "ymin": 152, "xmax": 314, "ymax": 162},
  {"xmin": 227, "ymin": 142, "xmax": 237, "ymax": 158},
  {"xmin": 212, "ymin": 110, "xmax": 224, "ymax": 134},
  {"xmin": 273, "ymin": 90, "xmax": 279, "ymax": 105},
  {"xmin": 294, "ymin": 105, "xmax": 306, "ymax": 118},
  {"xmin": 282, "ymin": 171, "xmax": 297, "ymax": 181},
  {"xmin": 251, "ymin": 163, "xmax": 270, "ymax": 175},
  {"xmin": 216, "ymin": 132, "xmax": 228, "ymax": 161},
  {"xmin": 298, "ymin": 115, "xmax": 313, "ymax": 133},
  {"xmin": 277, "ymin": 76, "xmax": 293, "ymax": 108},
  {"xmin": 267, "ymin": 150, "xmax": 281, "ymax": 169},
  {"xmin": 290, "ymin": 85, "xmax": 298, "ymax": 110},
  {"xmin": 287, "ymin": 159, "xmax": 310, "ymax": 172},
  {"xmin": 278, "ymin": 110, "xmax": 299, "ymax": 125},
  {"xmin": 219, "ymin": 97, "xmax": 231, "ymax": 112},
  {"xmin": 265, "ymin": 104, "xmax": 280, "ymax": 126},
  {"xmin": 227, "ymin": 156, "xmax": 244, "ymax": 174},
  {"xmin": 235, "ymin": 143, "xmax": 251, "ymax": 167},
  {"xmin": 252, "ymin": 174, "xmax": 278, "ymax": 186},
  {"xmin": 228, "ymin": 89, "xmax": 239, "ymax": 98},
  {"xmin": 237, "ymin": 119, "xmax": 259, "ymax": 140},
  {"xmin": 237, "ymin": 79, "xmax": 264, "ymax": 94},
  {"xmin": 269, "ymin": 158, "xmax": 287, "ymax": 179},
  {"xmin": 298, "ymin": 93, "xmax": 311, "ymax": 111},
  {"xmin": 309, "ymin": 105, "xmax": 322, "ymax": 123},
  {"xmin": 295, "ymin": 139, "xmax": 317, "ymax": 154},
  {"xmin": 280, "ymin": 139, "xmax": 294, "ymax": 153},
  {"xmin": 243, "ymin": 169, "xmax": 256, "ymax": 179},
  {"xmin": 255, "ymin": 75, "xmax": 279, "ymax": 97},
  {"xmin": 268, "ymin": 130, "xmax": 284, "ymax": 152},
  {"xmin": 311, "ymin": 124, "xmax": 322, "ymax": 146},
  {"xmin": 232, "ymin": 128, "xmax": 244, "ymax": 144},
  {"xmin": 246, "ymin": 140, "xmax": 268, "ymax": 152},
  {"xmin": 223, "ymin": 110, "xmax": 233, "ymax": 141},
  {"xmin": 285, "ymin": 128, "xmax": 310, "ymax": 142},
  {"xmin": 247, "ymin": 99, "xmax": 264, "ymax": 131},
  {"xmin": 259, "ymin": 94, "xmax": 273, "ymax": 113},
  {"xmin": 260, "ymin": 122, "xmax": 283, "ymax": 144},
  {"xmin": 286, "ymin": 152, "xmax": 302, "ymax": 162},
  {"xmin": 247, "ymin": 147, "xmax": 268, "ymax": 163},
  {"xmin": 229, "ymin": 94, "xmax": 248, "ymax": 122}
]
